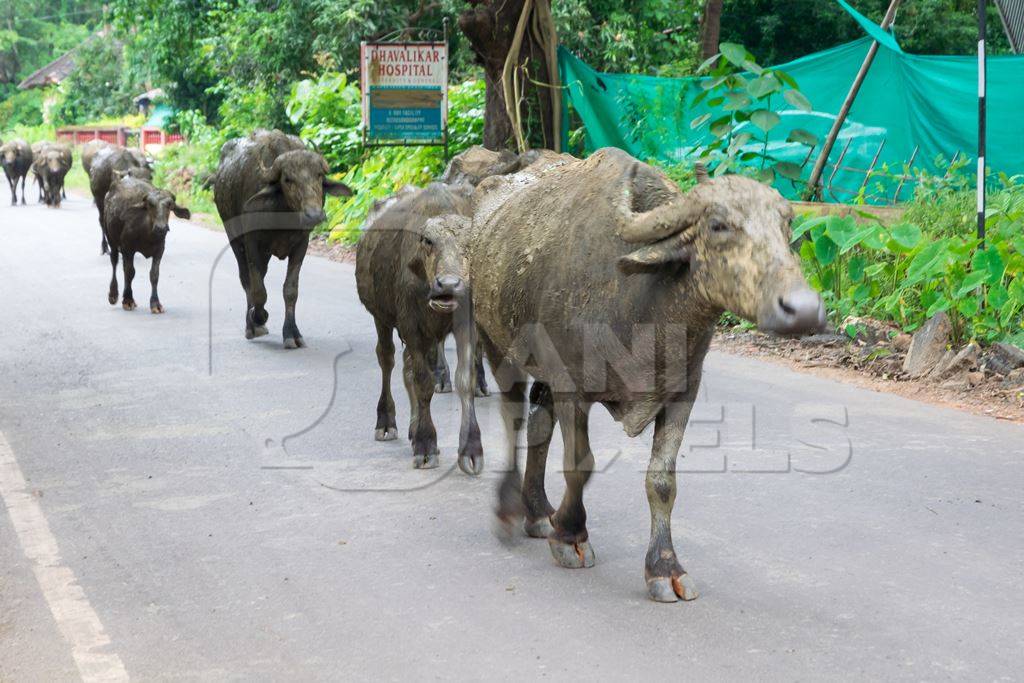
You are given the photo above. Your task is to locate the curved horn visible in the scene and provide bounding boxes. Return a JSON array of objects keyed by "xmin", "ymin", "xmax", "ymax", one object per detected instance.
[
  {"xmin": 694, "ymin": 163, "xmax": 710, "ymax": 184},
  {"xmin": 616, "ymin": 163, "xmax": 706, "ymax": 244}
]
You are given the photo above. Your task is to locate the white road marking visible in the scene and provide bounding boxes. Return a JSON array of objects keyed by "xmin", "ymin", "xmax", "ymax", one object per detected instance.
[{"xmin": 0, "ymin": 431, "xmax": 129, "ymax": 682}]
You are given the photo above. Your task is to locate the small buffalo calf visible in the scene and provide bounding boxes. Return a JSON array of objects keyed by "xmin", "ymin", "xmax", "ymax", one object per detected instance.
[{"xmin": 103, "ymin": 175, "xmax": 190, "ymax": 313}]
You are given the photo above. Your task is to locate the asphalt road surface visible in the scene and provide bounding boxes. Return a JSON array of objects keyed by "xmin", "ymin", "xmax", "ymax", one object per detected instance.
[{"xmin": 2, "ymin": 195, "xmax": 1023, "ymax": 681}]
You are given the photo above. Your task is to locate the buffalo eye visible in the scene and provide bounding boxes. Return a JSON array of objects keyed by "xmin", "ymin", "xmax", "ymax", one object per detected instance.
[
  {"xmin": 709, "ymin": 219, "xmax": 730, "ymax": 234},
  {"xmin": 421, "ymin": 235, "xmax": 434, "ymax": 248}
]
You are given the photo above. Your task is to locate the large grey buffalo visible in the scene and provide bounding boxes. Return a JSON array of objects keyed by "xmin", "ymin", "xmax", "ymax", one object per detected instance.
[
  {"xmin": 89, "ymin": 147, "xmax": 153, "ymax": 254},
  {"xmin": 214, "ymin": 129, "xmax": 351, "ymax": 348},
  {"xmin": 32, "ymin": 142, "xmax": 72, "ymax": 207},
  {"xmin": 469, "ymin": 148, "xmax": 825, "ymax": 602},
  {"xmin": 1, "ymin": 139, "xmax": 32, "ymax": 205}
]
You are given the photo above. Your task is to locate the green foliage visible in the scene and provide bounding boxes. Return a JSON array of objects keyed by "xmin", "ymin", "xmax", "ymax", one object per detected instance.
[
  {"xmin": 283, "ymin": 76, "xmax": 485, "ymax": 243},
  {"xmin": 719, "ymin": 0, "xmax": 1010, "ymax": 65},
  {"xmin": 555, "ymin": 0, "xmax": 702, "ymax": 75},
  {"xmin": 794, "ymin": 180, "xmax": 1024, "ymax": 345},
  {"xmin": 689, "ymin": 43, "xmax": 816, "ymax": 186},
  {"xmin": 51, "ymin": 37, "xmax": 141, "ymax": 125}
]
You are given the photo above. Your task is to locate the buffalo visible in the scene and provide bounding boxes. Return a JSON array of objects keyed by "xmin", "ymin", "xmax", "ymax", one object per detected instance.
[
  {"xmin": 468, "ymin": 148, "xmax": 825, "ymax": 602},
  {"xmin": 355, "ymin": 182, "xmax": 483, "ymax": 473},
  {"xmin": 32, "ymin": 142, "xmax": 72, "ymax": 207},
  {"xmin": 89, "ymin": 147, "xmax": 153, "ymax": 254},
  {"xmin": 1, "ymin": 139, "xmax": 33, "ymax": 206},
  {"xmin": 103, "ymin": 173, "xmax": 190, "ymax": 313},
  {"xmin": 81, "ymin": 139, "xmax": 116, "ymax": 176},
  {"xmin": 213, "ymin": 129, "xmax": 351, "ymax": 348}
]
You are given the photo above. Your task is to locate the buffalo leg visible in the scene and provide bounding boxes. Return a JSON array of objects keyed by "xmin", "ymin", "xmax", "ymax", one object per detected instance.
[
  {"xmin": 6, "ymin": 174, "xmax": 14, "ymax": 205},
  {"xmin": 483, "ymin": 332, "xmax": 529, "ymax": 538},
  {"xmin": 474, "ymin": 342, "xmax": 490, "ymax": 396},
  {"xmin": 99, "ymin": 206, "xmax": 109, "ymax": 255},
  {"xmin": 149, "ymin": 248, "xmax": 164, "ymax": 314},
  {"xmin": 644, "ymin": 396, "xmax": 700, "ymax": 603},
  {"xmin": 281, "ymin": 240, "xmax": 307, "ymax": 348},
  {"xmin": 373, "ymin": 320, "xmax": 398, "ymax": 441},
  {"xmin": 228, "ymin": 239, "xmax": 261, "ymax": 338},
  {"xmin": 452, "ymin": 308, "xmax": 482, "ymax": 475},
  {"xmin": 243, "ymin": 235, "xmax": 270, "ymax": 338},
  {"xmin": 522, "ymin": 381, "xmax": 555, "ymax": 537},
  {"xmin": 20, "ymin": 174, "xmax": 27, "ymax": 205},
  {"xmin": 407, "ymin": 345, "xmax": 439, "ymax": 469},
  {"xmin": 434, "ymin": 339, "xmax": 452, "ymax": 393},
  {"xmin": 121, "ymin": 251, "xmax": 137, "ymax": 310},
  {"xmin": 107, "ymin": 250, "xmax": 120, "ymax": 305},
  {"xmin": 548, "ymin": 400, "xmax": 596, "ymax": 569}
]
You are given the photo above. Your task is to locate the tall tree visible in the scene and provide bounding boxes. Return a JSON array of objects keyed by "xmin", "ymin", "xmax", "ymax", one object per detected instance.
[
  {"xmin": 700, "ymin": 0, "xmax": 723, "ymax": 58},
  {"xmin": 458, "ymin": 0, "xmax": 560, "ymax": 151}
]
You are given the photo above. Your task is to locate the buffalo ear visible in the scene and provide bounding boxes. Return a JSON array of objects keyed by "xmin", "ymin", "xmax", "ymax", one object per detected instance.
[
  {"xmin": 172, "ymin": 205, "xmax": 191, "ymax": 220},
  {"xmin": 618, "ymin": 236, "xmax": 692, "ymax": 274},
  {"xmin": 243, "ymin": 184, "xmax": 282, "ymax": 214},
  {"xmin": 324, "ymin": 179, "xmax": 353, "ymax": 197}
]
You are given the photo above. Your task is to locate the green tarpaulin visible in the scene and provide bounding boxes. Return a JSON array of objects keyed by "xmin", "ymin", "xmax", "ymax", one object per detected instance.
[{"xmin": 559, "ymin": 0, "xmax": 1024, "ymax": 204}]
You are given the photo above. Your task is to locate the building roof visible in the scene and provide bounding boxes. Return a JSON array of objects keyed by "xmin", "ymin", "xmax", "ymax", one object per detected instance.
[{"xmin": 17, "ymin": 50, "xmax": 77, "ymax": 90}]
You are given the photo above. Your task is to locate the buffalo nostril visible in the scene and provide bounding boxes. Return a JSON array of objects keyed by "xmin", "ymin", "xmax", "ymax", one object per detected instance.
[
  {"xmin": 436, "ymin": 275, "xmax": 462, "ymax": 291},
  {"xmin": 778, "ymin": 296, "xmax": 797, "ymax": 317}
]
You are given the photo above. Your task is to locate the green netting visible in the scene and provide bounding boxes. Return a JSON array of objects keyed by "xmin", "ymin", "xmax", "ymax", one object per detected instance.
[{"xmin": 559, "ymin": 0, "xmax": 1024, "ymax": 204}]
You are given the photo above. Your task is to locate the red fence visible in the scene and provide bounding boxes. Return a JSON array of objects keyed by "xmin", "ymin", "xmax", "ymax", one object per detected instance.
[{"xmin": 55, "ymin": 126, "xmax": 184, "ymax": 152}]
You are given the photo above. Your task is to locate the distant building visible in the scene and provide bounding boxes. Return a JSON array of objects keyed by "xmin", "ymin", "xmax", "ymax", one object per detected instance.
[{"xmin": 17, "ymin": 50, "xmax": 77, "ymax": 90}]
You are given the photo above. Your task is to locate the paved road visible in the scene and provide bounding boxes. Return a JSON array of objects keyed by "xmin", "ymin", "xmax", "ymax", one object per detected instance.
[{"xmin": 1, "ymin": 196, "xmax": 1022, "ymax": 681}]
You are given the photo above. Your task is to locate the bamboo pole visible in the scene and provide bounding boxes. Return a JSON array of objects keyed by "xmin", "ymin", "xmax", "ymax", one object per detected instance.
[{"xmin": 803, "ymin": 0, "xmax": 902, "ymax": 200}]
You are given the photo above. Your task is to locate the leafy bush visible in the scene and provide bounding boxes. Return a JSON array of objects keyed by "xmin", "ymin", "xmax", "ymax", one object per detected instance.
[
  {"xmin": 285, "ymin": 75, "xmax": 485, "ymax": 243},
  {"xmin": 794, "ymin": 179, "xmax": 1024, "ymax": 345},
  {"xmin": 689, "ymin": 42, "xmax": 816, "ymax": 185}
]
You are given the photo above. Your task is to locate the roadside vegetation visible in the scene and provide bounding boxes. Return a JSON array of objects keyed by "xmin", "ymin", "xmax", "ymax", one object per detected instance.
[{"xmin": 1, "ymin": 0, "xmax": 1020, "ymax": 349}]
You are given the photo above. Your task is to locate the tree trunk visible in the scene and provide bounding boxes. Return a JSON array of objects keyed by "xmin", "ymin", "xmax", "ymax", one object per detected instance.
[
  {"xmin": 458, "ymin": 0, "xmax": 559, "ymax": 152},
  {"xmin": 699, "ymin": 0, "xmax": 724, "ymax": 59}
]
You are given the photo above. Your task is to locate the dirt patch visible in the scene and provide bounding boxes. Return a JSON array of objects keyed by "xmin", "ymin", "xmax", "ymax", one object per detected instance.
[{"xmin": 713, "ymin": 327, "xmax": 1024, "ymax": 423}]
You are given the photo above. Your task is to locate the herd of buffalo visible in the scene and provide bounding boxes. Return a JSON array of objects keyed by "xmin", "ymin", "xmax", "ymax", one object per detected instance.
[{"xmin": 1, "ymin": 129, "xmax": 826, "ymax": 602}]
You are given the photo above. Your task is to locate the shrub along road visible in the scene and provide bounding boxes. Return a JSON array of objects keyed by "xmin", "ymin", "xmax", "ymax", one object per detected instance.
[{"xmin": 1, "ymin": 197, "xmax": 1022, "ymax": 679}]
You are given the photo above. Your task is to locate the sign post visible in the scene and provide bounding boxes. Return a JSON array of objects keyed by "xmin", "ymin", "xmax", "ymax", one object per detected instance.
[{"xmin": 360, "ymin": 23, "xmax": 449, "ymax": 158}]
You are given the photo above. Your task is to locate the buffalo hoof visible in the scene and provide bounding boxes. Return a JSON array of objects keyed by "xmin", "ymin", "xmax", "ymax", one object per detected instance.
[
  {"xmin": 108, "ymin": 293, "xmax": 117, "ymax": 305},
  {"xmin": 122, "ymin": 300, "xmax": 137, "ymax": 311},
  {"xmin": 524, "ymin": 516, "xmax": 554, "ymax": 539},
  {"xmin": 549, "ymin": 537, "xmax": 595, "ymax": 568},
  {"xmin": 245, "ymin": 325, "xmax": 269, "ymax": 340},
  {"xmin": 434, "ymin": 379, "xmax": 452, "ymax": 394},
  {"xmin": 412, "ymin": 452, "xmax": 439, "ymax": 469},
  {"xmin": 457, "ymin": 452, "xmax": 483, "ymax": 476},
  {"xmin": 283, "ymin": 335, "xmax": 306, "ymax": 349},
  {"xmin": 475, "ymin": 385, "xmax": 490, "ymax": 398},
  {"xmin": 374, "ymin": 427, "xmax": 398, "ymax": 441},
  {"xmin": 150, "ymin": 303, "xmax": 164, "ymax": 314},
  {"xmin": 646, "ymin": 574, "xmax": 699, "ymax": 603}
]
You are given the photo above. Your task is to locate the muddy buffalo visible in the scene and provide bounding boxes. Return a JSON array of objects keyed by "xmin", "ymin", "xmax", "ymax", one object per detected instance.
[
  {"xmin": 355, "ymin": 182, "xmax": 483, "ymax": 473},
  {"xmin": 32, "ymin": 143, "xmax": 72, "ymax": 207},
  {"xmin": 1, "ymin": 139, "xmax": 32, "ymax": 206},
  {"xmin": 81, "ymin": 139, "xmax": 115, "ymax": 176},
  {"xmin": 213, "ymin": 129, "xmax": 351, "ymax": 348},
  {"xmin": 90, "ymin": 147, "xmax": 153, "ymax": 254},
  {"xmin": 468, "ymin": 148, "xmax": 825, "ymax": 602},
  {"xmin": 103, "ymin": 173, "xmax": 190, "ymax": 313}
]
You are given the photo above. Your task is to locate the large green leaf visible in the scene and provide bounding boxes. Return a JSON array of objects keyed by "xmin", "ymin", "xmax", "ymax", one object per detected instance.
[
  {"xmin": 972, "ymin": 247, "xmax": 1006, "ymax": 284},
  {"xmin": 747, "ymin": 74, "xmax": 780, "ymax": 99},
  {"xmin": 783, "ymin": 89, "xmax": 812, "ymax": 112},
  {"xmin": 814, "ymin": 235, "xmax": 838, "ymax": 266},
  {"xmin": 954, "ymin": 270, "xmax": 989, "ymax": 297},
  {"xmin": 848, "ymin": 255, "xmax": 866, "ymax": 283},
  {"xmin": 889, "ymin": 222, "xmax": 923, "ymax": 251},
  {"xmin": 719, "ymin": 42, "xmax": 748, "ymax": 67},
  {"xmin": 724, "ymin": 91, "xmax": 752, "ymax": 111},
  {"xmin": 690, "ymin": 113, "xmax": 711, "ymax": 130},
  {"xmin": 786, "ymin": 128, "xmax": 818, "ymax": 147},
  {"xmin": 905, "ymin": 240, "xmax": 949, "ymax": 285},
  {"xmin": 750, "ymin": 109, "xmax": 780, "ymax": 132},
  {"xmin": 774, "ymin": 161, "xmax": 803, "ymax": 181}
]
